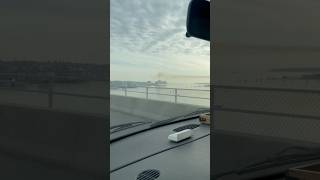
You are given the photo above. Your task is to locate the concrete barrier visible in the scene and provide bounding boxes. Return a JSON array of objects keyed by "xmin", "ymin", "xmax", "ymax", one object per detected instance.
[
  {"xmin": 0, "ymin": 103, "xmax": 107, "ymax": 178},
  {"xmin": 110, "ymin": 95, "xmax": 206, "ymax": 121}
]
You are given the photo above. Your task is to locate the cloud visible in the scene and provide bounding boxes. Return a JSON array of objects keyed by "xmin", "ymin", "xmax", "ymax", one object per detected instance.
[
  {"xmin": 111, "ymin": 0, "xmax": 210, "ymax": 81},
  {"xmin": 0, "ymin": 0, "xmax": 106, "ymax": 64}
]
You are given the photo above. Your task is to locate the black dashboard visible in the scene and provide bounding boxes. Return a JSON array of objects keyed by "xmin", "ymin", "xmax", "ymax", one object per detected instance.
[
  {"xmin": 110, "ymin": 118, "xmax": 210, "ymax": 180},
  {"xmin": 110, "ymin": 118, "xmax": 320, "ymax": 180}
]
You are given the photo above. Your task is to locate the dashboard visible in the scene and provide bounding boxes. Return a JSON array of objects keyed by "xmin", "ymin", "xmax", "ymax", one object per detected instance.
[
  {"xmin": 110, "ymin": 117, "xmax": 320, "ymax": 180},
  {"xmin": 110, "ymin": 118, "xmax": 210, "ymax": 180}
]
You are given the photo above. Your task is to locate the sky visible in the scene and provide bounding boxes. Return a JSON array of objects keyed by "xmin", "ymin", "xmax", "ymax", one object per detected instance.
[
  {"xmin": 0, "ymin": 0, "xmax": 106, "ymax": 64},
  {"xmin": 213, "ymin": 0, "xmax": 320, "ymax": 81},
  {"xmin": 110, "ymin": 0, "xmax": 210, "ymax": 83}
]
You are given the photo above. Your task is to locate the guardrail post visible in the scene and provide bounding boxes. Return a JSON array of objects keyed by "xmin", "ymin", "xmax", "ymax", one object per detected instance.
[
  {"xmin": 146, "ymin": 87, "xmax": 149, "ymax": 99},
  {"xmin": 124, "ymin": 87, "xmax": 127, "ymax": 96},
  {"xmin": 174, "ymin": 88, "xmax": 178, "ymax": 103}
]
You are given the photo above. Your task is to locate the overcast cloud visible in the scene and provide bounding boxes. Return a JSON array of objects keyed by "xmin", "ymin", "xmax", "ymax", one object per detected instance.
[
  {"xmin": 111, "ymin": 0, "xmax": 210, "ymax": 82},
  {"xmin": 0, "ymin": 0, "xmax": 106, "ymax": 64}
]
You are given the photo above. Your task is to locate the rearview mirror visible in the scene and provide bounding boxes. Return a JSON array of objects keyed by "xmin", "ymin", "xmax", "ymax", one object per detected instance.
[{"xmin": 186, "ymin": 0, "xmax": 210, "ymax": 41}]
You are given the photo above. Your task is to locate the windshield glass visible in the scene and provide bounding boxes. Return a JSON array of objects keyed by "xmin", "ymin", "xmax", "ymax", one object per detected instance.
[{"xmin": 110, "ymin": 0, "xmax": 210, "ymax": 128}]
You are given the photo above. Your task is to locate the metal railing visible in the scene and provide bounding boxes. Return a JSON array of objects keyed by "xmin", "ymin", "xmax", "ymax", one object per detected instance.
[
  {"xmin": 115, "ymin": 86, "xmax": 210, "ymax": 104},
  {"xmin": 4, "ymin": 84, "xmax": 320, "ymax": 119},
  {"xmin": 212, "ymin": 85, "xmax": 320, "ymax": 94},
  {"xmin": 0, "ymin": 87, "xmax": 108, "ymax": 108},
  {"xmin": 212, "ymin": 84, "xmax": 320, "ymax": 120}
]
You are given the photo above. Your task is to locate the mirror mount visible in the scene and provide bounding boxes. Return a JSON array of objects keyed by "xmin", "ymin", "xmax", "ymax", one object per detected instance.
[{"xmin": 186, "ymin": 0, "xmax": 210, "ymax": 41}]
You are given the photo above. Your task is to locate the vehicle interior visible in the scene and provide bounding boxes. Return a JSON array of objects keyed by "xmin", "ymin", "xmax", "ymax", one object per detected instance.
[
  {"xmin": 111, "ymin": 0, "xmax": 320, "ymax": 180},
  {"xmin": 2, "ymin": 0, "xmax": 320, "ymax": 179},
  {"xmin": 110, "ymin": 0, "xmax": 210, "ymax": 179}
]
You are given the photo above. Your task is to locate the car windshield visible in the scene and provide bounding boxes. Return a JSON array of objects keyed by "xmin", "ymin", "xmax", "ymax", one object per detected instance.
[{"xmin": 110, "ymin": 0, "xmax": 210, "ymax": 129}]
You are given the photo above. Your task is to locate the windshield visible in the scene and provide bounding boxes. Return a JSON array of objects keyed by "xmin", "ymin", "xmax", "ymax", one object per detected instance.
[{"xmin": 110, "ymin": 0, "xmax": 210, "ymax": 128}]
